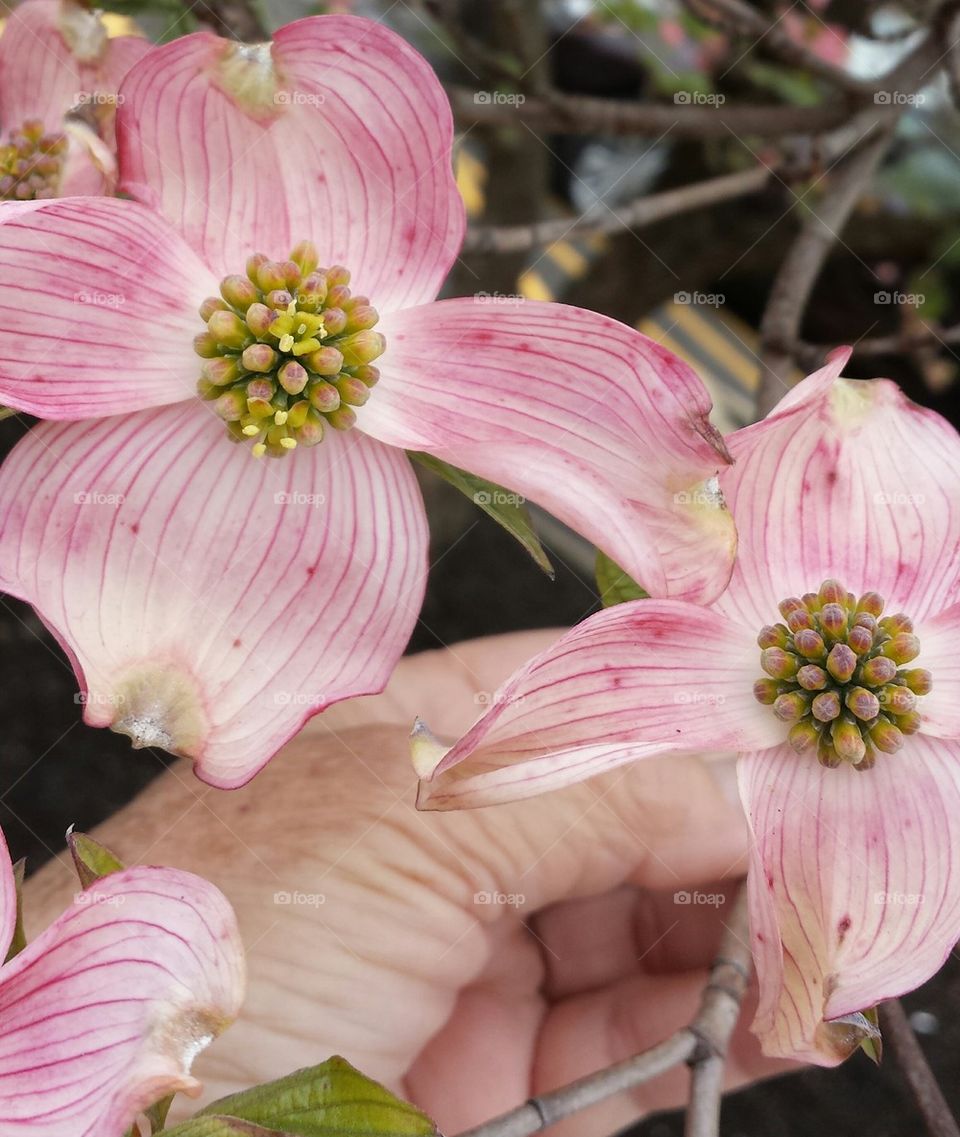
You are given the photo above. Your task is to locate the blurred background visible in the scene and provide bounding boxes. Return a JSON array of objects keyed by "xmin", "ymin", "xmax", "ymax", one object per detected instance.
[{"xmin": 2, "ymin": 0, "xmax": 960, "ymax": 1131}]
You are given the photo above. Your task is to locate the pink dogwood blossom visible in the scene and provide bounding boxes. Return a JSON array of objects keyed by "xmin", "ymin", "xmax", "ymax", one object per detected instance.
[
  {"xmin": 0, "ymin": 828, "xmax": 244, "ymax": 1134},
  {"xmin": 0, "ymin": 0, "xmax": 147, "ymax": 198},
  {"xmin": 415, "ymin": 348, "xmax": 960, "ymax": 1065},
  {"xmin": 0, "ymin": 15, "xmax": 735, "ymax": 786}
]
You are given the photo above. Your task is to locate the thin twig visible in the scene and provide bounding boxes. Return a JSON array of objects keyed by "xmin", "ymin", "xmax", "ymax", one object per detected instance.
[
  {"xmin": 879, "ymin": 1000, "xmax": 960, "ymax": 1137},
  {"xmin": 793, "ymin": 324, "xmax": 960, "ymax": 368},
  {"xmin": 755, "ymin": 123, "xmax": 895, "ymax": 416},
  {"xmin": 689, "ymin": 0, "xmax": 874, "ymax": 96},
  {"xmin": 463, "ymin": 167, "xmax": 771, "ymax": 253},
  {"xmin": 456, "ymin": 885, "xmax": 751, "ymax": 1137}
]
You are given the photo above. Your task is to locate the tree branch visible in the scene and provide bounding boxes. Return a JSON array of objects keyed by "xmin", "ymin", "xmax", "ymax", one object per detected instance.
[
  {"xmin": 447, "ymin": 85, "xmax": 856, "ymax": 137},
  {"xmin": 463, "ymin": 167, "xmax": 772, "ymax": 254},
  {"xmin": 879, "ymin": 999, "xmax": 960, "ymax": 1137},
  {"xmin": 193, "ymin": 0, "xmax": 267, "ymax": 41},
  {"xmin": 456, "ymin": 886, "xmax": 751, "ymax": 1137}
]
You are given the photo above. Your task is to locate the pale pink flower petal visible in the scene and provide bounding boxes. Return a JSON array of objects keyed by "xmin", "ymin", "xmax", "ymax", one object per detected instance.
[
  {"xmin": 0, "ymin": 865, "xmax": 245, "ymax": 1137},
  {"xmin": 713, "ymin": 347, "xmax": 960, "ymax": 628},
  {"xmin": 363, "ymin": 299, "xmax": 737, "ymax": 603},
  {"xmin": 0, "ymin": 197, "xmax": 215, "ymax": 417},
  {"xmin": 417, "ymin": 601, "xmax": 782, "ymax": 810},
  {"xmin": 0, "ymin": 832, "xmax": 17, "ymax": 961},
  {"xmin": 0, "ymin": 0, "xmax": 147, "ymax": 131},
  {"xmin": 739, "ymin": 737, "xmax": 960, "ymax": 1065},
  {"xmin": 58, "ymin": 121, "xmax": 117, "ymax": 196},
  {"xmin": 0, "ymin": 402, "xmax": 427, "ymax": 788},
  {"xmin": 117, "ymin": 15, "xmax": 464, "ymax": 309},
  {"xmin": 916, "ymin": 600, "xmax": 960, "ymax": 739}
]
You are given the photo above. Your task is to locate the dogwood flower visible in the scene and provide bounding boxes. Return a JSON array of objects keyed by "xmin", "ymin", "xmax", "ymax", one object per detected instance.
[
  {"xmin": 0, "ymin": 14, "xmax": 735, "ymax": 786},
  {"xmin": 415, "ymin": 347, "xmax": 960, "ymax": 1066},
  {"xmin": 0, "ymin": 828, "xmax": 244, "ymax": 1135},
  {"xmin": 0, "ymin": 0, "xmax": 147, "ymax": 198}
]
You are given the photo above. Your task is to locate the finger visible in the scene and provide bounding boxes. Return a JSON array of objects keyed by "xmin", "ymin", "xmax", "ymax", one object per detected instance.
[
  {"xmin": 534, "ymin": 970, "xmax": 795, "ymax": 1137},
  {"xmin": 535, "ymin": 880, "xmax": 743, "ymax": 1000}
]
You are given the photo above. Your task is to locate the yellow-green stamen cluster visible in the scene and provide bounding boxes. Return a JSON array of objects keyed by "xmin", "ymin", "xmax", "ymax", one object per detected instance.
[
  {"xmin": 0, "ymin": 120, "xmax": 68, "ymax": 200},
  {"xmin": 754, "ymin": 579, "xmax": 931, "ymax": 771},
  {"xmin": 195, "ymin": 241, "xmax": 385, "ymax": 457}
]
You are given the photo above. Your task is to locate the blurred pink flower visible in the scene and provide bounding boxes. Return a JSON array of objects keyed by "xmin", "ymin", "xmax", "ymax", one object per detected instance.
[
  {"xmin": 416, "ymin": 348, "xmax": 960, "ymax": 1065},
  {"xmin": 0, "ymin": 0, "xmax": 147, "ymax": 198},
  {"xmin": 0, "ymin": 828, "xmax": 244, "ymax": 1135},
  {"xmin": 0, "ymin": 15, "xmax": 735, "ymax": 786}
]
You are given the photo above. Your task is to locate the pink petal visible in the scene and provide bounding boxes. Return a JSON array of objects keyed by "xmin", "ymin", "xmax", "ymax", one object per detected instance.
[
  {"xmin": 362, "ymin": 299, "xmax": 737, "ymax": 603},
  {"xmin": 117, "ymin": 15, "xmax": 464, "ymax": 310},
  {"xmin": 0, "ymin": 830, "xmax": 17, "ymax": 963},
  {"xmin": 58, "ymin": 122, "xmax": 117, "ymax": 197},
  {"xmin": 0, "ymin": 865, "xmax": 244, "ymax": 1136},
  {"xmin": 0, "ymin": 197, "xmax": 214, "ymax": 418},
  {"xmin": 0, "ymin": 0, "xmax": 146, "ymax": 132},
  {"xmin": 916, "ymin": 600, "xmax": 960, "ymax": 739},
  {"xmin": 417, "ymin": 600, "xmax": 782, "ymax": 810},
  {"xmin": 0, "ymin": 403, "xmax": 427, "ymax": 787},
  {"xmin": 739, "ymin": 737, "xmax": 960, "ymax": 1065},
  {"xmin": 713, "ymin": 348, "xmax": 960, "ymax": 628}
]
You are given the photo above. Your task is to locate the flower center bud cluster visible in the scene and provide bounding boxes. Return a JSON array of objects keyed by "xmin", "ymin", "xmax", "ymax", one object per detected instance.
[
  {"xmin": 754, "ymin": 579, "xmax": 931, "ymax": 770},
  {"xmin": 0, "ymin": 120, "xmax": 68, "ymax": 200},
  {"xmin": 195, "ymin": 240, "xmax": 384, "ymax": 457}
]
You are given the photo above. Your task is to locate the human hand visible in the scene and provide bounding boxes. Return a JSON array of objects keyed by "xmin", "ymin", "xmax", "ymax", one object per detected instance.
[{"xmin": 24, "ymin": 631, "xmax": 791, "ymax": 1136}]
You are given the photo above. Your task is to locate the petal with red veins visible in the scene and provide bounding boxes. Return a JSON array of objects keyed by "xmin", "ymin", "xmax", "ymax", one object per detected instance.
[
  {"xmin": 713, "ymin": 348, "xmax": 960, "ymax": 628},
  {"xmin": 0, "ymin": 403, "xmax": 428, "ymax": 787},
  {"xmin": 362, "ymin": 299, "xmax": 736, "ymax": 603},
  {"xmin": 0, "ymin": 197, "xmax": 214, "ymax": 418},
  {"xmin": 417, "ymin": 600, "xmax": 782, "ymax": 810},
  {"xmin": 739, "ymin": 737, "xmax": 960, "ymax": 1065},
  {"xmin": 117, "ymin": 15, "xmax": 464, "ymax": 310},
  {"xmin": 0, "ymin": 0, "xmax": 146, "ymax": 131},
  {"xmin": 0, "ymin": 865, "xmax": 245, "ymax": 1137},
  {"xmin": 916, "ymin": 600, "xmax": 960, "ymax": 739}
]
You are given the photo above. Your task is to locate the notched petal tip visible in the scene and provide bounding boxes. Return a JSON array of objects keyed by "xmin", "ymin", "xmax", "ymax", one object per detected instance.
[
  {"xmin": 59, "ymin": 0, "xmax": 109, "ymax": 63},
  {"xmin": 815, "ymin": 1009, "xmax": 882, "ymax": 1065},
  {"xmin": 410, "ymin": 717, "xmax": 448, "ymax": 780},
  {"xmin": 93, "ymin": 662, "xmax": 209, "ymax": 759},
  {"xmin": 212, "ymin": 40, "xmax": 284, "ymax": 119}
]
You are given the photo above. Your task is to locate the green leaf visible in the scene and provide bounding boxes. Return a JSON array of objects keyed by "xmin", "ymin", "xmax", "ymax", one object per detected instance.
[
  {"xmin": 161, "ymin": 1119, "xmax": 291, "ymax": 1137},
  {"xmin": 409, "ymin": 452, "xmax": 553, "ymax": 578},
  {"xmin": 859, "ymin": 1007, "xmax": 883, "ymax": 1064},
  {"xmin": 68, "ymin": 830, "xmax": 125, "ymax": 890},
  {"xmin": 197, "ymin": 1056, "xmax": 438, "ymax": 1136},
  {"xmin": 4, "ymin": 859, "xmax": 27, "ymax": 963},
  {"xmin": 595, "ymin": 550, "xmax": 648, "ymax": 607}
]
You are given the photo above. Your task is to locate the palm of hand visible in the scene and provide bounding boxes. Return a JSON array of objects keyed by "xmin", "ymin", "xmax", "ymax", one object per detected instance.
[{"xmin": 25, "ymin": 632, "xmax": 786, "ymax": 1136}]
